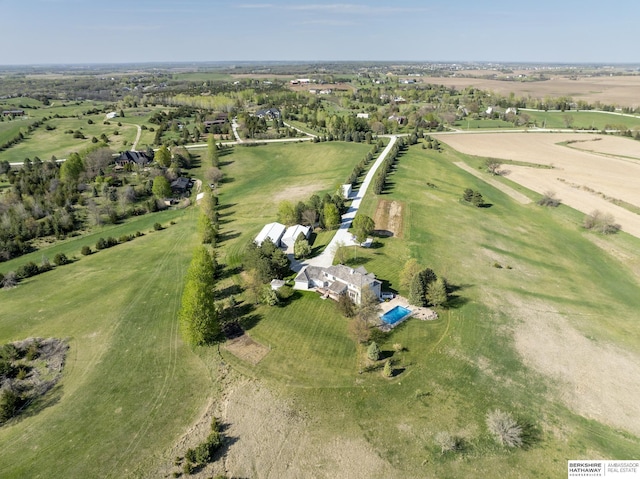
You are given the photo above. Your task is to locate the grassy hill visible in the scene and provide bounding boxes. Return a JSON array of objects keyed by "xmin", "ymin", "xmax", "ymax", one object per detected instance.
[
  {"xmin": 219, "ymin": 140, "xmax": 640, "ymax": 477},
  {"xmin": 0, "ymin": 209, "xmax": 212, "ymax": 478}
]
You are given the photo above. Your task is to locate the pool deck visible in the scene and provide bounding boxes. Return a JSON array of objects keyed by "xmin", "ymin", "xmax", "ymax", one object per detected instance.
[{"xmin": 379, "ymin": 295, "xmax": 438, "ymax": 321}]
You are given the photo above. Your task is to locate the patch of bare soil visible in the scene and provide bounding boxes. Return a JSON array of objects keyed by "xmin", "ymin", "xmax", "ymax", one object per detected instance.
[
  {"xmin": 223, "ymin": 334, "xmax": 270, "ymax": 365},
  {"xmin": 220, "ymin": 378, "xmax": 398, "ymax": 479},
  {"xmin": 373, "ymin": 199, "xmax": 404, "ymax": 237},
  {"xmin": 503, "ymin": 296, "xmax": 640, "ymax": 437},
  {"xmin": 272, "ymin": 183, "xmax": 325, "ymax": 203},
  {"xmin": 158, "ymin": 371, "xmax": 398, "ymax": 479}
]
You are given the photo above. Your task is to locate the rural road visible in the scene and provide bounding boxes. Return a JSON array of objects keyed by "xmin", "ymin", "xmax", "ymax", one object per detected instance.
[{"xmin": 300, "ymin": 135, "xmax": 399, "ymax": 270}]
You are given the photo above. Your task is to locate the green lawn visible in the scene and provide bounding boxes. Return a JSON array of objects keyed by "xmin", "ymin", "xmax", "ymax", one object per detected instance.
[
  {"xmin": 0, "ymin": 209, "xmax": 211, "ymax": 478},
  {"xmin": 210, "ymin": 141, "xmax": 373, "ymax": 267}
]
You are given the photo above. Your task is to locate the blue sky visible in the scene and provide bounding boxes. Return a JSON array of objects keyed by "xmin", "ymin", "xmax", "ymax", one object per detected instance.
[{"xmin": 1, "ymin": 0, "xmax": 638, "ymax": 65}]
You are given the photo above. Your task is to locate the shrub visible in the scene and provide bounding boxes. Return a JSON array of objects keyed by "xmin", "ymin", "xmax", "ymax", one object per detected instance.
[
  {"xmin": 81, "ymin": 245, "xmax": 92, "ymax": 256},
  {"xmin": 583, "ymin": 210, "xmax": 621, "ymax": 234},
  {"xmin": 184, "ymin": 448, "xmax": 196, "ymax": 464},
  {"xmin": 0, "ymin": 388, "xmax": 22, "ymax": 423},
  {"xmin": 95, "ymin": 238, "xmax": 107, "ymax": 250},
  {"xmin": 434, "ymin": 431, "xmax": 462, "ymax": 454},
  {"xmin": 537, "ymin": 190, "xmax": 560, "ymax": 207},
  {"xmin": 486, "ymin": 409, "xmax": 523, "ymax": 448},
  {"xmin": 53, "ymin": 252, "xmax": 69, "ymax": 266},
  {"xmin": 153, "ymin": 222, "xmax": 163, "ymax": 231},
  {"xmin": 367, "ymin": 341, "xmax": 381, "ymax": 361},
  {"xmin": 16, "ymin": 262, "xmax": 39, "ymax": 279},
  {"xmin": 182, "ymin": 462, "xmax": 193, "ymax": 475},
  {"xmin": 25, "ymin": 341, "xmax": 40, "ymax": 360},
  {"xmin": 382, "ymin": 359, "xmax": 393, "ymax": 378},
  {"xmin": 0, "ymin": 344, "xmax": 19, "ymax": 361}
]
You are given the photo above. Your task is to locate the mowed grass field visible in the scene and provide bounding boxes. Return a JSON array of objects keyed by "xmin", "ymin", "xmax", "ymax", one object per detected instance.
[
  {"xmin": 0, "ymin": 209, "xmax": 212, "ymax": 478},
  {"xmin": 219, "ymin": 140, "xmax": 640, "ymax": 477},
  {"xmin": 207, "ymin": 141, "xmax": 374, "ymax": 267}
]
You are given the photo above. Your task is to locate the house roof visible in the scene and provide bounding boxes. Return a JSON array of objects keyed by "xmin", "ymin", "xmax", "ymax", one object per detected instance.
[
  {"xmin": 116, "ymin": 150, "xmax": 151, "ymax": 166},
  {"xmin": 255, "ymin": 108, "xmax": 281, "ymax": 118},
  {"xmin": 283, "ymin": 224, "xmax": 310, "ymax": 244},
  {"xmin": 255, "ymin": 222, "xmax": 286, "ymax": 246},
  {"xmin": 171, "ymin": 177, "xmax": 190, "ymax": 191},
  {"xmin": 325, "ymin": 264, "xmax": 379, "ymax": 289}
]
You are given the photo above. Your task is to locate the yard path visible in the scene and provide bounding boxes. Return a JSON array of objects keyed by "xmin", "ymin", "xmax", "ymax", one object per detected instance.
[
  {"xmin": 299, "ymin": 136, "xmax": 399, "ymax": 270},
  {"xmin": 131, "ymin": 124, "xmax": 142, "ymax": 150}
]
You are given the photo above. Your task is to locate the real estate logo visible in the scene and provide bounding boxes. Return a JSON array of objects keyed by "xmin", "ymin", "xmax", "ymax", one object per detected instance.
[{"xmin": 568, "ymin": 461, "xmax": 640, "ymax": 478}]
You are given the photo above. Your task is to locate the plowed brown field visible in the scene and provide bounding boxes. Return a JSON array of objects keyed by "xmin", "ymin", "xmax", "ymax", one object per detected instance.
[{"xmin": 438, "ymin": 132, "xmax": 640, "ymax": 238}]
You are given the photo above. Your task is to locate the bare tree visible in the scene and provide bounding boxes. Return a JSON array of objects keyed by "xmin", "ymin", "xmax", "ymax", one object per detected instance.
[
  {"xmin": 583, "ymin": 210, "xmax": 621, "ymax": 234},
  {"xmin": 301, "ymin": 208, "xmax": 317, "ymax": 227},
  {"xmin": 485, "ymin": 158, "xmax": 502, "ymax": 176},
  {"xmin": 537, "ymin": 190, "xmax": 561, "ymax": 207},
  {"xmin": 206, "ymin": 167, "xmax": 224, "ymax": 187}
]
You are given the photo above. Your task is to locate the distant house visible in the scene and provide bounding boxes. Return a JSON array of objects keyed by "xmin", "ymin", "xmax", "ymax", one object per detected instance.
[
  {"xmin": 388, "ymin": 115, "xmax": 407, "ymax": 125},
  {"xmin": 105, "ymin": 111, "xmax": 118, "ymax": 120},
  {"xmin": 2, "ymin": 109, "xmax": 24, "ymax": 116},
  {"xmin": 356, "ymin": 113, "xmax": 369, "ymax": 119},
  {"xmin": 393, "ymin": 96, "xmax": 407, "ymax": 104},
  {"xmin": 255, "ymin": 222, "xmax": 287, "ymax": 247},
  {"xmin": 294, "ymin": 264, "xmax": 382, "ymax": 305},
  {"xmin": 203, "ymin": 113, "xmax": 227, "ymax": 129},
  {"xmin": 281, "ymin": 224, "xmax": 311, "ymax": 249},
  {"xmin": 170, "ymin": 177, "xmax": 191, "ymax": 195},
  {"xmin": 505, "ymin": 107, "xmax": 518, "ymax": 115},
  {"xmin": 115, "ymin": 150, "xmax": 152, "ymax": 168},
  {"xmin": 255, "ymin": 108, "xmax": 281, "ymax": 120}
]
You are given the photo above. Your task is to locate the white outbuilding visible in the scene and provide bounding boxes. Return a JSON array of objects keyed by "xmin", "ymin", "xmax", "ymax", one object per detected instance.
[
  {"xmin": 281, "ymin": 224, "xmax": 311, "ymax": 248},
  {"xmin": 255, "ymin": 222, "xmax": 286, "ymax": 247}
]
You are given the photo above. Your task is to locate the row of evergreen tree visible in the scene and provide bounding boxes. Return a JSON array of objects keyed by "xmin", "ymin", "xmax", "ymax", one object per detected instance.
[{"xmin": 373, "ymin": 137, "xmax": 406, "ymax": 195}]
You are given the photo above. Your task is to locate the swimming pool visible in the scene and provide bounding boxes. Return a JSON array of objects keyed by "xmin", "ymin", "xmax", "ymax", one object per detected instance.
[{"xmin": 380, "ymin": 305, "xmax": 412, "ymax": 325}]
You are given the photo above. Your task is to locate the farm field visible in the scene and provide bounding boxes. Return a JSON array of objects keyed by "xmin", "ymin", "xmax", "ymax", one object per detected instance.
[
  {"xmin": 425, "ymin": 74, "xmax": 640, "ymax": 108},
  {"xmin": 436, "ymin": 132, "xmax": 640, "ymax": 239}
]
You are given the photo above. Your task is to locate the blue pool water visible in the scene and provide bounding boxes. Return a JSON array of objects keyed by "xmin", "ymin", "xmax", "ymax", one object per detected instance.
[{"xmin": 381, "ymin": 305, "xmax": 412, "ymax": 325}]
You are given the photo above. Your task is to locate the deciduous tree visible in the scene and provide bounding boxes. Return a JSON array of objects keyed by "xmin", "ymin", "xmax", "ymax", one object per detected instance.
[
  {"xmin": 152, "ymin": 175, "xmax": 171, "ymax": 198},
  {"xmin": 352, "ymin": 214, "xmax": 374, "ymax": 244},
  {"xmin": 179, "ymin": 246, "xmax": 219, "ymax": 346},
  {"xmin": 154, "ymin": 145, "xmax": 171, "ymax": 167}
]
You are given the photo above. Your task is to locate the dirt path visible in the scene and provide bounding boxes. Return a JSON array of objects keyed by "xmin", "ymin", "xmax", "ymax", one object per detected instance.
[
  {"xmin": 453, "ymin": 161, "xmax": 532, "ymax": 205},
  {"xmin": 131, "ymin": 124, "xmax": 142, "ymax": 150}
]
